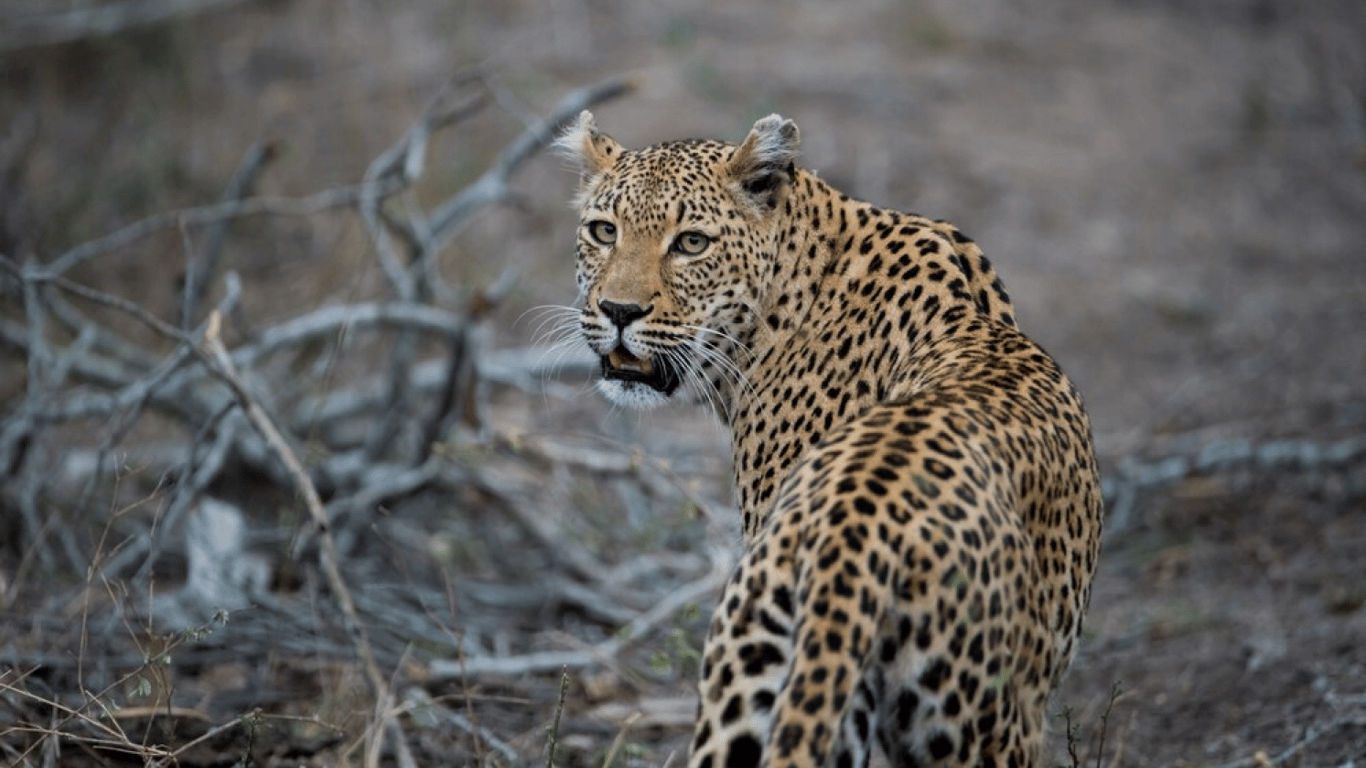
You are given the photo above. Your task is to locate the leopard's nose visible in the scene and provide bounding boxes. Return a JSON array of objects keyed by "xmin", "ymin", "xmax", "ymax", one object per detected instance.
[{"xmin": 598, "ymin": 300, "xmax": 652, "ymax": 329}]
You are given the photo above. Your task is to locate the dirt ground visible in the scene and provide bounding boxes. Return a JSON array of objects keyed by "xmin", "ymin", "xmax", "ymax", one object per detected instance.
[{"xmin": 2, "ymin": 0, "xmax": 1365, "ymax": 766}]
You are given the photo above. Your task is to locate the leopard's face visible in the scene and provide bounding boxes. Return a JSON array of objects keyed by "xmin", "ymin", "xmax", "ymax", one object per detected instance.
[{"xmin": 558, "ymin": 113, "xmax": 799, "ymax": 411}]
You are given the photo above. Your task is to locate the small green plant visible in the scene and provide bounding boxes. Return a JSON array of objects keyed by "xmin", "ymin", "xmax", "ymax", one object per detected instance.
[
  {"xmin": 131, "ymin": 675, "xmax": 153, "ymax": 700},
  {"xmin": 659, "ymin": 16, "xmax": 696, "ymax": 50},
  {"xmin": 649, "ymin": 625, "xmax": 703, "ymax": 676},
  {"xmin": 1240, "ymin": 82, "xmax": 1272, "ymax": 141},
  {"xmin": 907, "ymin": 11, "xmax": 957, "ymax": 52},
  {"xmin": 600, "ymin": 739, "xmax": 647, "ymax": 768},
  {"xmin": 632, "ymin": 603, "xmax": 704, "ymax": 679}
]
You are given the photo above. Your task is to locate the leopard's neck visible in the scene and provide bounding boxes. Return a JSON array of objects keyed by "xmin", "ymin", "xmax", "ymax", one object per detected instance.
[{"xmin": 722, "ymin": 171, "xmax": 1016, "ymax": 535}]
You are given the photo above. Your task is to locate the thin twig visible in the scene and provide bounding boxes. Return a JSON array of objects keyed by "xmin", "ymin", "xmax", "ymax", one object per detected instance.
[
  {"xmin": 601, "ymin": 711, "xmax": 642, "ymax": 768},
  {"xmin": 182, "ymin": 139, "xmax": 278, "ymax": 329},
  {"xmin": 546, "ymin": 668, "xmax": 570, "ymax": 768},
  {"xmin": 151, "ymin": 709, "xmax": 253, "ymax": 767},
  {"xmin": 196, "ymin": 309, "xmax": 409, "ymax": 768},
  {"xmin": 3, "ymin": 253, "xmax": 214, "ymax": 343},
  {"xmin": 1062, "ymin": 706, "xmax": 1081, "ymax": 768},
  {"xmin": 1092, "ymin": 681, "xmax": 1122, "ymax": 768},
  {"xmin": 45, "ymin": 178, "xmax": 405, "ymax": 278},
  {"xmin": 427, "ymin": 539, "xmax": 732, "ymax": 681},
  {"xmin": 354, "ymin": 77, "xmax": 494, "ymax": 465},
  {"xmin": 427, "ymin": 74, "xmax": 638, "ymax": 255},
  {"xmin": 402, "ymin": 687, "xmax": 525, "ymax": 768}
]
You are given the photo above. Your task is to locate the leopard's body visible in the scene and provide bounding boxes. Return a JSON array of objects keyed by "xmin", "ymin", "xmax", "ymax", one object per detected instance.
[{"xmin": 557, "ymin": 112, "xmax": 1103, "ymax": 768}]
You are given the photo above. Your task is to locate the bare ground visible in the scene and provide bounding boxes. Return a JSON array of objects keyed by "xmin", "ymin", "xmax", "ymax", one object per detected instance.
[{"xmin": 2, "ymin": 0, "xmax": 1365, "ymax": 766}]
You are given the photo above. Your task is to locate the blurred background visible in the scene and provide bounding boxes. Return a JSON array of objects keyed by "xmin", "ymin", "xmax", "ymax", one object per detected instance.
[{"xmin": 1, "ymin": 1, "xmax": 1364, "ymax": 766}]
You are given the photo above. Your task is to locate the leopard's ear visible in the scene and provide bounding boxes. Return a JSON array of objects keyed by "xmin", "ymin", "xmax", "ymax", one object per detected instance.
[
  {"xmin": 728, "ymin": 114, "xmax": 800, "ymax": 211},
  {"xmin": 554, "ymin": 110, "xmax": 624, "ymax": 184}
]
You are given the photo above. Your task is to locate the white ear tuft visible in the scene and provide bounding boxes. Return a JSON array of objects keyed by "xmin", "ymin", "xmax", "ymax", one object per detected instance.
[
  {"xmin": 741, "ymin": 114, "xmax": 800, "ymax": 169},
  {"xmin": 552, "ymin": 110, "xmax": 596, "ymax": 163},
  {"xmin": 554, "ymin": 110, "xmax": 622, "ymax": 181}
]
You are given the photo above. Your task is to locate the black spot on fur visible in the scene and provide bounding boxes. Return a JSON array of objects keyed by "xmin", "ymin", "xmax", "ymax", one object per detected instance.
[{"xmin": 726, "ymin": 734, "xmax": 763, "ymax": 768}]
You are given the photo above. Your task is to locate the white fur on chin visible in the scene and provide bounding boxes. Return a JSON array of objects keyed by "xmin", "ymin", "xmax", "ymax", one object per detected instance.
[{"xmin": 596, "ymin": 379, "xmax": 671, "ymax": 410}]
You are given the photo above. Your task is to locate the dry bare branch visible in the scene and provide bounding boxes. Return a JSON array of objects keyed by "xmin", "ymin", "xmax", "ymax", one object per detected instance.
[
  {"xmin": 426, "ymin": 73, "xmax": 637, "ymax": 256},
  {"xmin": 43, "ymin": 180, "xmax": 404, "ymax": 278},
  {"xmin": 353, "ymin": 74, "xmax": 635, "ymax": 466},
  {"xmin": 402, "ymin": 687, "xmax": 526, "ymax": 768},
  {"xmin": 181, "ymin": 139, "xmax": 279, "ymax": 330},
  {"xmin": 1, "ymin": 75, "xmax": 658, "ymax": 766},
  {"xmin": 428, "ymin": 538, "xmax": 733, "ymax": 682},
  {"xmin": 358, "ymin": 72, "xmax": 490, "ymax": 301},
  {"xmin": 1103, "ymin": 433, "xmax": 1366, "ymax": 537},
  {"xmin": 197, "ymin": 309, "xmax": 411, "ymax": 767}
]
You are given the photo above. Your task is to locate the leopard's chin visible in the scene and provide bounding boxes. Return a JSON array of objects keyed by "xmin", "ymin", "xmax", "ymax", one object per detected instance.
[{"xmin": 595, "ymin": 378, "xmax": 673, "ymax": 409}]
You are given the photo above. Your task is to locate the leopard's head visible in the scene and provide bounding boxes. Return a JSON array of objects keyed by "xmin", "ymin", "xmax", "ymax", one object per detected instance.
[{"xmin": 556, "ymin": 111, "xmax": 800, "ymax": 411}]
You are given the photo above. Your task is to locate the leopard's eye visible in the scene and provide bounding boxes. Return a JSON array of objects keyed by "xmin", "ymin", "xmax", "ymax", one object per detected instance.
[
  {"xmin": 673, "ymin": 231, "xmax": 711, "ymax": 256},
  {"xmin": 587, "ymin": 220, "xmax": 617, "ymax": 245}
]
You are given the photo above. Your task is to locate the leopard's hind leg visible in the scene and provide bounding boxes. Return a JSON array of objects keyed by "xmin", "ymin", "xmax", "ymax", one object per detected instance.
[{"xmin": 689, "ymin": 515, "xmax": 883, "ymax": 768}]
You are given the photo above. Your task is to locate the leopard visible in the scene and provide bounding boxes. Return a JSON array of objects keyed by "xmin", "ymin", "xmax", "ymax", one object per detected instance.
[{"xmin": 555, "ymin": 111, "xmax": 1103, "ymax": 768}]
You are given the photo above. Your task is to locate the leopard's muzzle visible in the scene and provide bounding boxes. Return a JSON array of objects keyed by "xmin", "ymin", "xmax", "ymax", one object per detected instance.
[{"xmin": 600, "ymin": 346, "xmax": 682, "ymax": 395}]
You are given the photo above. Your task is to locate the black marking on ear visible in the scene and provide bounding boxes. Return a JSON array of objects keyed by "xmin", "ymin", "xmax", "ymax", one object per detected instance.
[
  {"xmin": 747, "ymin": 172, "xmax": 779, "ymax": 198},
  {"xmin": 730, "ymin": 116, "xmax": 800, "ymax": 211},
  {"xmin": 742, "ymin": 160, "xmax": 797, "ymax": 210}
]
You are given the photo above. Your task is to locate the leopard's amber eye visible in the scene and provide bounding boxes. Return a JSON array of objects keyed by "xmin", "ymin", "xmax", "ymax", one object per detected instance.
[
  {"xmin": 587, "ymin": 220, "xmax": 617, "ymax": 245},
  {"xmin": 673, "ymin": 231, "xmax": 711, "ymax": 256}
]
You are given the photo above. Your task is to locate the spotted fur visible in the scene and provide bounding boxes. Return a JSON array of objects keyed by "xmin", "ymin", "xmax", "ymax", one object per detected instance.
[{"xmin": 558, "ymin": 112, "xmax": 1103, "ymax": 768}]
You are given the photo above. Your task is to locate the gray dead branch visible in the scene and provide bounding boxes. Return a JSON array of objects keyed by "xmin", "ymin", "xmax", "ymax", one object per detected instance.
[
  {"xmin": 1, "ymin": 72, "xmax": 633, "ymax": 568},
  {"xmin": 0, "ymin": 74, "xmax": 665, "ymax": 764},
  {"xmin": 1102, "ymin": 432, "xmax": 1366, "ymax": 540}
]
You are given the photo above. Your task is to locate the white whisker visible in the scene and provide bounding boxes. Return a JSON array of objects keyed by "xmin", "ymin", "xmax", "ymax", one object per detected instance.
[
  {"xmin": 682, "ymin": 323, "xmax": 755, "ymax": 361},
  {"xmin": 521, "ymin": 304, "xmax": 585, "ymax": 343},
  {"xmin": 678, "ymin": 323, "xmax": 754, "ymax": 405}
]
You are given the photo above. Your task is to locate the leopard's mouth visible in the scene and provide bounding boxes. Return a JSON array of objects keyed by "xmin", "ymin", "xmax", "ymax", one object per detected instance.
[{"xmin": 600, "ymin": 346, "xmax": 681, "ymax": 394}]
